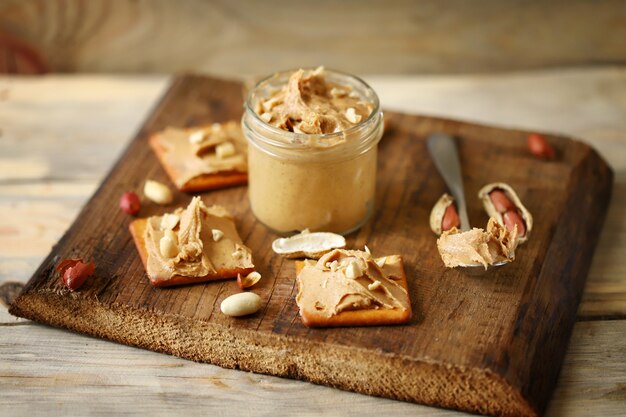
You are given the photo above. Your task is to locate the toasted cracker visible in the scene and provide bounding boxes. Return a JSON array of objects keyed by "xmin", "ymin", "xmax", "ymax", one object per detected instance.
[
  {"xmin": 295, "ymin": 257, "xmax": 412, "ymax": 327},
  {"xmin": 129, "ymin": 218, "xmax": 254, "ymax": 287},
  {"xmin": 149, "ymin": 126, "xmax": 247, "ymax": 193}
]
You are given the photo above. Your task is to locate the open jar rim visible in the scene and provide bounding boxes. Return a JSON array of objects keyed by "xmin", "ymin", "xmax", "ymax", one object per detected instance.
[{"xmin": 242, "ymin": 68, "xmax": 382, "ymax": 152}]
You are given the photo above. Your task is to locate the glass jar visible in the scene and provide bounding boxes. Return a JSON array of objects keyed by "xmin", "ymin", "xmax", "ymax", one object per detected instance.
[{"xmin": 241, "ymin": 69, "xmax": 384, "ymax": 235}]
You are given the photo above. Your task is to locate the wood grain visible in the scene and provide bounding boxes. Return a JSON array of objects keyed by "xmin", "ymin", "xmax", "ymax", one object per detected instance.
[
  {"xmin": 8, "ymin": 75, "xmax": 613, "ymax": 417},
  {"xmin": 1, "ymin": 0, "xmax": 625, "ymax": 75},
  {"xmin": 2, "ymin": 320, "xmax": 624, "ymax": 417}
]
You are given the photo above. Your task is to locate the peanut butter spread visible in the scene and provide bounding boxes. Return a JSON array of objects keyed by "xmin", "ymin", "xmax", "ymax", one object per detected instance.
[
  {"xmin": 154, "ymin": 121, "xmax": 247, "ymax": 188},
  {"xmin": 296, "ymin": 249, "xmax": 409, "ymax": 318},
  {"xmin": 256, "ymin": 67, "xmax": 373, "ymax": 136},
  {"xmin": 145, "ymin": 196, "xmax": 253, "ymax": 283},
  {"xmin": 436, "ymin": 218, "xmax": 519, "ymax": 269}
]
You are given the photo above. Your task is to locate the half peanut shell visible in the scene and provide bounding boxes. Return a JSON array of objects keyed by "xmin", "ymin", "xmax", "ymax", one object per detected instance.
[
  {"xmin": 478, "ymin": 182, "xmax": 533, "ymax": 243},
  {"xmin": 429, "ymin": 193, "xmax": 457, "ymax": 235}
]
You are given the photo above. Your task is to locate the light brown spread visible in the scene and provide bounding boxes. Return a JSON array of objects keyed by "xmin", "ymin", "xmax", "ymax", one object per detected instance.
[
  {"xmin": 145, "ymin": 196, "xmax": 253, "ymax": 283},
  {"xmin": 296, "ymin": 249, "xmax": 409, "ymax": 318},
  {"xmin": 154, "ymin": 121, "xmax": 247, "ymax": 188},
  {"xmin": 256, "ymin": 67, "xmax": 373, "ymax": 135},
  {"xmin": 436, "ymin": 218, "xmax": 519, "ymax": 269}
]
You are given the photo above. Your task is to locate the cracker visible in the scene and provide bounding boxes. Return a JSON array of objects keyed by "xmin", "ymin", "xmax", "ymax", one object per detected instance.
[
  {"xmin": 129, "ymin": 218, "xmax": 254, "ymax": 287},
  {"xmin": 295, "ymin": 256, "xmax": 412, "ymax": 327},
  {"xmin": 149, "ymin": 123, "xmax": 248, "ymax": 193}
]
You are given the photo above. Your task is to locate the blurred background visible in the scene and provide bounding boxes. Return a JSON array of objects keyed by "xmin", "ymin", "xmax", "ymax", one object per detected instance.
[{"xmin": 1, "ymin": 0, "xmax": 624, "ymax": 76}]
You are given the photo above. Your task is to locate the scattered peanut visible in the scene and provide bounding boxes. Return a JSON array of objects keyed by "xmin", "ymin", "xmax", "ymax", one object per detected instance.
[
  {"xmin": 527, "ymin": 133, "xmax": 555, "ymax": 159},
  {"xmin": 56, "ymin": 259, "xmax": 95, "ymax": 291},
  {"xmin": 220, "ymin": 292, "xmax": 262, "ymax": 317},
  {"xmin": 119, "ymin": 192, "xmax": 141, "ymax": 216},
  {"xmin": 144, "ymin": 180, "xmax": 173, "ymax": 205},
  {"xmin": 237, "ymin": 271, "xmax": 262, "ymax": 290}
]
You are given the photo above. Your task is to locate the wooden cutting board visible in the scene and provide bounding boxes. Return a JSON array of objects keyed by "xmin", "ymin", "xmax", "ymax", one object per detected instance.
[{"xmin": 10, "ymin": 75, "xmax": 613, "ymax": 417}]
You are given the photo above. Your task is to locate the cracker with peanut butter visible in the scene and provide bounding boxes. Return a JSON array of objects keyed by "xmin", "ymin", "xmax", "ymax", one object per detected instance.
[
  {"xmin": 129, "ymin": 196, "xmax": 254, "ymax": 287},
  {"xmin": 149, "ymin": 121, "xmax": 248, "ymax": 192},
  {"xmin": 295, "ymin": 249, "xmax": 412, "ymax": 327}
]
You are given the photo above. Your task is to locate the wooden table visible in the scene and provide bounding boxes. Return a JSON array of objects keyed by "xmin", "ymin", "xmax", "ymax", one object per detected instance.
[{"xmin": 1, "ymin": 69, "xmax": 625, "ymax": 416}]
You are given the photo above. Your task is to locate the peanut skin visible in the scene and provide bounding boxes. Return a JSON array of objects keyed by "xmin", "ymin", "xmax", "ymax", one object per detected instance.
[
  {"xmin": 119, "ymin": 192, "xmax": 141, "ymax": 215},
  {"xmin": 56, "ymin": 259, "xmax": 95, "ymax": 291},
  {"xmin": 489, "ymin": 190, "xmax": 516, "ymax": 213},
  {"xmin": 442, "ymin": 204, "xmax": 460, "ymax": 231},
  {"xmin": 527, "ymin": 133, "xmax": 555, "ymax": 159},
  {"xmin": 503, "ymin": 210, "xmax": 526, "ymax": 236}
]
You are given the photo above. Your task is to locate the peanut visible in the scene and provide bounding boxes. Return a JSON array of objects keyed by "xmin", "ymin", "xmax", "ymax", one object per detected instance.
[
  {"xmin": 188, "ymin": 129, "xmax": 206, "ymax": 144},
  {"xmin": 159, "ymin": 232, "xmax": 179, "ymax": 258},
  {"xmin": 503, "ymin": 210, "xmax": 526, "ymax": 236},
  {"xmin": 211, "ymin": 229, "xmax": 224, "ymax": 242},
  {"xmin": 215, "ymin": 141, "xmax": 236, "ymax": 159},
  {"xmin": 489, "ymin": 190, "xmax": 516, "ymax": 213},
  {"xmin": 345, "ymin": 107, "xmax": 362, "ymax": 124},
  {"xmin": 237, "ymin": 271, "xmax": 262, "ymax": 290},
  {"xmin": 527, "ymin": 133, "xmax": 555, "ymax": 159},
  {"xmin": 160, "ymin": 213, "xmax": 180, "ymax": 231},
  {"xmin": 478, "ymin": 182, "xmax": 533, "ymax": 244},
  {"xmin": 442, "ymin": 204, "xmax": 460, "ymax": 231},
  {"xmin": 220, "ymin": 292, "xmax": 262, "ymax": 317},
  {"xmin": 368, "ymin": 280, "xmax": 382, "ymax": 291},
  {"xmin": 56, "ymin": 259, "xmax": 95, "ymax": 291},
  {"xmin": 119, "ymin": 192, "xmax": 141, "ymax": 215},
  {"xmin": 144, "ymin": 180, "xmax": 173, "ymax": 205},
  {"xmin": 344, "ymin": 261, "xmax": 363, "ymax": 279}
]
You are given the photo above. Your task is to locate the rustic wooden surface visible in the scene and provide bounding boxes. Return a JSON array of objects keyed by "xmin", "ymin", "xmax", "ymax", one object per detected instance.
[
  {"xmin": 1, "ymin": 0, "xmax": 625, "ymax": 75},
  {"xmin": 1, "ymin": 69, "xmax": 625, "ymax": 416},
  {"xmin": 7, "ymin": 72, "xmax": 614, "ymax": 417}
]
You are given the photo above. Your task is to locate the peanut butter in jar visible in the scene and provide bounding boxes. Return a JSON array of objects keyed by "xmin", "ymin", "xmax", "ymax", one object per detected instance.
[{"xmin": 242, "ymin": 67, "xmax": 384, "ymax": 235}]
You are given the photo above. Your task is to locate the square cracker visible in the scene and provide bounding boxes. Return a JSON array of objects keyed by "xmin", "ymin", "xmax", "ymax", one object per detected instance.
[
  {"xmin": 295, "ymin": 256, "xmax": 412, "ymax": 327},
  {"xmin": 129, "ymin": 218, "xmax": 254, "ymax": 287},
  {"xmin": 149, "ymin": 126, "xmax": 247, "ymax": 193}
]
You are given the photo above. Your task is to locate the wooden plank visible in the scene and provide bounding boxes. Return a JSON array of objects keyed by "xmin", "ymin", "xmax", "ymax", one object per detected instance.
[
  {"xmin": 1, "ymin": 319, "xmax": 624, "ymax": 417},
  {"xmin": 8, "ymin": 75, "xmax": 613, "ymax": 417}
]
